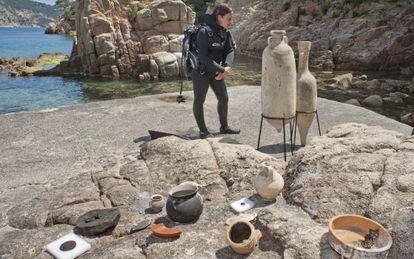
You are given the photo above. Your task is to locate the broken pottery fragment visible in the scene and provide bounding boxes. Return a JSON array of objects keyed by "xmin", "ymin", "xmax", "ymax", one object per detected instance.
[{"xmin": 130, "ymin": 219, "xmax": 151, "ymax": 234}]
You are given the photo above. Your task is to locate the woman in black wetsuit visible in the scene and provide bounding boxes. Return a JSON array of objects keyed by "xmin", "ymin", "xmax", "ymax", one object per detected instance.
[{"xmin": 192, "ymin": 4, "xmax": 240, "ymax": 139}]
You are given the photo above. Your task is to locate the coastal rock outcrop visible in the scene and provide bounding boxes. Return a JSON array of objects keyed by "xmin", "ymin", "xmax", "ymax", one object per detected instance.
[
  {"xmin": 4, "ymin": 53, "xmax": 68, "ymax": 77},
  {"xmin": 1, "ymin": 123, "xmax": 413, "ymax": 258},
  {"xmin": 228, "ymin": 0, "xmax": 414, "ymax": 73},
  {"xmin": 45, "ymin": 17, "xmax": 75, "ymax": 35},
  {"xmin": 70, "ymin": 0, "xmax": 194, "ymax": 79}
]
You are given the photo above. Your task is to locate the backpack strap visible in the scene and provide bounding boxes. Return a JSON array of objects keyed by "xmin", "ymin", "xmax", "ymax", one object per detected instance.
[{"xmin": 200, "ymin": 24, "xmax": 214, "ymax": 48}]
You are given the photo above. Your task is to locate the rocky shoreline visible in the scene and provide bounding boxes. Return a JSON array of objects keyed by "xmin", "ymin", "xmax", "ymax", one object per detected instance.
[
  {"xmin": 316, "ymin": 72, "xmax": 414, "ymax": 128},
  {"xmin": 0, "ymin": 86, "xmax": 412, "ymax": 257},
  {"xmin": 0, "ymin": 53, "xmax": 68, "ymax": 77}
]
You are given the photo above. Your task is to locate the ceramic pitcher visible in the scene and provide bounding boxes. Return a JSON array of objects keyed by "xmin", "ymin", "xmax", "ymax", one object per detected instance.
[{"xmin": 252, "ymin": 165, "xmax": 284, "ymax": 201}]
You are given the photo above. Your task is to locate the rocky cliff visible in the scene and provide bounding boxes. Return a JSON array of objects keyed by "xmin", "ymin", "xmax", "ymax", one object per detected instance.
[
  {"xmin": 228, "ymin": 0, "xmax": 414, "ymax": 74},
  {"xmin": 0, "ymin": 0, "xmax": 58, "ymax": 27},
  {"xmin": 68, "ymin": 0, "xmax": 194, "ymax": 79},
  {"xmin": 65, "ymin": 0, "xmax": 414, "ymax": 79}
]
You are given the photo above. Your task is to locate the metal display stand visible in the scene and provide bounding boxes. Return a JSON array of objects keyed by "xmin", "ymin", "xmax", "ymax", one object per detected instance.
[
  {"xmin": 257, "ymin": 114, "xmax": 296, "ymax": 161},
  {"xmin": 293, "ymin": 110, "xmax": 322, "ymax": 146}
]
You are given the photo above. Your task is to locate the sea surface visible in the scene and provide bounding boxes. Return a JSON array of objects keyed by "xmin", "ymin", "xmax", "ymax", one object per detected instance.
[{"xmin": 0, "ymin": 27, "xmax": 73, "ymax": 57}]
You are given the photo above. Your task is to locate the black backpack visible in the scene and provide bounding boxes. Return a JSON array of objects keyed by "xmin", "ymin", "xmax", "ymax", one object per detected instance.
[
  {"xmin": 182, "ymin": 24, "xmax": 213, "ymax": 77},
  {"xmin": 176, "ymin": 24, "xmax": 212, "ymax": 103}
]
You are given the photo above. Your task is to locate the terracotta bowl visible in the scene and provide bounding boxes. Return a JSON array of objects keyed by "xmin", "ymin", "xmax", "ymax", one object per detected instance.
[{"xmin": 328, "ymin": 215, "xmax": 392, "ymax": 258}]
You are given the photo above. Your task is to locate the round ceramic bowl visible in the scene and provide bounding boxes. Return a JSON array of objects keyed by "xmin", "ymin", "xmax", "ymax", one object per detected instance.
[{"xmin": 328, "ymin": 214, "xmax": 392, "ymax": 258}]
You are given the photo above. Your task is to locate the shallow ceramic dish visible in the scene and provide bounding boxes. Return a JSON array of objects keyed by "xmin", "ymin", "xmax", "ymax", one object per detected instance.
[
  {"xmin": 328, "ymin": 214, "xmax": 392, "ymax": 258},
  {"xmin": 151, "ymin": 223, "xmax": 182, "ymax": 238}
]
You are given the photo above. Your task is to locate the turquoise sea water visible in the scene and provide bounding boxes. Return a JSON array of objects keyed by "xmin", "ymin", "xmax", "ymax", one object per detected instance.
[
  {"xmin": 0, "ymin": 27, "xmax": 87, "ymax": 115},
  {"xmin": 0, "ymin": 27, "xmax": 73, "ymax": 57},
  {"xmin": 0, "ymin": 72, "xmax": 86, "ymax": 114}
]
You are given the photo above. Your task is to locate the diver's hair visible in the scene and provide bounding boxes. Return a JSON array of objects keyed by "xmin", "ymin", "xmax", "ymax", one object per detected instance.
[{"xmin": 213, "ymin": 4, "xmax": 233, "ymax": 17}]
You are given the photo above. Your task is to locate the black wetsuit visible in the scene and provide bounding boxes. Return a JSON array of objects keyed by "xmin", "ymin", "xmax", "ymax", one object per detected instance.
[{"xmin": 192, "ymin": 14, "xmax": 235, "ymax": 133}]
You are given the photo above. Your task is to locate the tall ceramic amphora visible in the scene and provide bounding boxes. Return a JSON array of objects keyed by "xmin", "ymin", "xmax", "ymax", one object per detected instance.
[
  {"xmin": 296, "ymin": 41, "xmax": 317, "ymax": 145},
  {"xmin": 261, "ymin": 30, "xmax": 296, "ymax": 132}
]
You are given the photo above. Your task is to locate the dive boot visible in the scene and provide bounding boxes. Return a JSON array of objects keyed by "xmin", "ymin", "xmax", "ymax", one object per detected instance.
[
  {"xmin": 220, "ymin": 127, "xmax": 240, "ymax": 134},
  {"xmin": 199, "ymin": 131, "xmax": 214, "ymax": 139}
]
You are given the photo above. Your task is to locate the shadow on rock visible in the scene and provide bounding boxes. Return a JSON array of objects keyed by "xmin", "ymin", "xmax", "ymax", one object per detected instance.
[
  {"xmin": 258, "ymin": 143, "xmax": 300, "ymax": 155},
  {"xmin": 215, "ymin": 246, "xmax": 249, "ymax": 259},
  {"xmin": 319, "ymin": 231, "xmax": 340, "ymax": 258},
  {"xmin": 249, "ymin": 194, "xmax": 277, "ymax": 209},
  {"xmin": 145, "ymin": 233, "xmax": 180, "ymax": 246}
]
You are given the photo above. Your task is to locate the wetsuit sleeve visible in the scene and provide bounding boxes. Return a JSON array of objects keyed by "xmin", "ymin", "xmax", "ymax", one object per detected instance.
[
  {"xmin": 197, "ymin": 27, "xmax": 225, "ymax": 73},
  {"xmin": 223, "ymin": 31, "xmax": 236, "ymax": 67}
]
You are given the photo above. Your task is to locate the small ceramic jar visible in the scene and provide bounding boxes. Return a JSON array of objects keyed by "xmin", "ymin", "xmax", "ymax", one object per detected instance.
[
  {"xmin": 150, "ymin": 194, "xmax": 165, "ymax": 213},
  {"xmin": 227, "ymin": 220, "xmax": 262, "ymax": 254}
]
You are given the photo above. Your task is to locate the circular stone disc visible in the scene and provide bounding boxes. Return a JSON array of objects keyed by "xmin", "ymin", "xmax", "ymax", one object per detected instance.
[{"xmin": 59, "ymin": 240, "xmax": 77, "ymax": 251}]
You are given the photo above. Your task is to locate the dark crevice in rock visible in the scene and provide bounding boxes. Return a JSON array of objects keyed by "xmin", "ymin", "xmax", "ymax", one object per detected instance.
[
  {"xmin": 206, "ymin": 139, "xmax": 221, "ymax": 169},
  {"xmin": 90, "ymin": 173, "xmax": 111, "ymax": 207},
  {"xmin": 218, "ymin": 170, "xmax": 234, "ymax": 188},
  {"xmin": 206, "ymin": 139, "xmax": 234, "ymax": 189},
  {"xmin": 374, "ymin": 159, "xmax": 387, "ymax": 193},
  {"xmin": 136, "ymin": 237, "xmax": 149, "ymax": 258}
]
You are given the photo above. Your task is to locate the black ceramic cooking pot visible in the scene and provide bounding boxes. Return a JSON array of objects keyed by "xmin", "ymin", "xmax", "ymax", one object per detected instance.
[{"xmin": 166, "ymin": 182, "xmax": 203, "ymax": 223}]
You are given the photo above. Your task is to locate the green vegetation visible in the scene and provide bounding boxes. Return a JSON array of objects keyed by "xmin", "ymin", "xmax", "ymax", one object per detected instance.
[
  {"xmin": 345, "ymin": 0, "xmax": 377, "ymax": 7},
  {"xmin": 1, "ymin": 0, "xmax": 59, "ymax": 17},
  {"xmin": 81, "ymin": 79, "xmax": 194, "ymax": 100},
  {"xmin": 55, "ymin": 0, "xmax": 76, "ymax": 20},
  {"xmin": 352, "ymin": 9, "xmax": 369, "ymax": 17},
  {"xmin": 127, "ymin": 2, "xmax": 145, "ymax": 24},
  {"xmin": 183, "ymin": 0, "xmax": 215, "ymax": 24},
  {"xmin": 282, "ymin": 0, "xmax": 291, "ymax": 12},
  {"xmin": 321, "ymin": 3, "xmax": 331, "ymax": 15}
]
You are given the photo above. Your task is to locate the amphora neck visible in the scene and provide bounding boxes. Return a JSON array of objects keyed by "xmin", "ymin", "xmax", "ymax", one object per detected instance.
[{"xmin": 298, "ymin": 41, "xmax": 311, "ymax": 74}]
